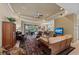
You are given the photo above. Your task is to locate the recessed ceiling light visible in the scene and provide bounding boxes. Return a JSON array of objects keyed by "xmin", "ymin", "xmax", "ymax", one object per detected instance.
[{"xmin": 60, "ymin": 7, "xmax": 64, "ymax": 11}]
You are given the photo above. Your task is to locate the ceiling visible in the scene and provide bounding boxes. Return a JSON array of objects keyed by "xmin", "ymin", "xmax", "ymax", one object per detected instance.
[
  {"xmin": 57, "ymin": 3, "xmax": 79, "ymax": 14},
  {"xmin": 10, "ymin": 3, "xmax": 62, "ymax": 19}
]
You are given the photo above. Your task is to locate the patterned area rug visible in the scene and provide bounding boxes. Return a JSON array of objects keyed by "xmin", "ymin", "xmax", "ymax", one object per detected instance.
[{"xmin": 20, "ymin": 35, "xmax": 43, "ymax": 55}]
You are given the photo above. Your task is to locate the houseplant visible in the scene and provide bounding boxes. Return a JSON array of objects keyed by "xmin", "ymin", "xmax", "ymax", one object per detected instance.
[{"xmin": 7, "ymin": 17, "xmax": 16, "ymax": 23}]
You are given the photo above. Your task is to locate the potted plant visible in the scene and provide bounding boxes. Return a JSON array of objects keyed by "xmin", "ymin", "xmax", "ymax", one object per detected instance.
[{"xmin": 7, "ymin": 17, "xmax": 16, "ymax": 23}]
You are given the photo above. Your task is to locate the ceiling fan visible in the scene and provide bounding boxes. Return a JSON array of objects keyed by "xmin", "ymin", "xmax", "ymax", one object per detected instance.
[{"xmin": 32, "ymin": 12, "xmax": 43, "ymax": 18}]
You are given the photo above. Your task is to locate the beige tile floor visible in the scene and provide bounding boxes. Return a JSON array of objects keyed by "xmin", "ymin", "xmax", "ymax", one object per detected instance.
[{"xmin": 69, "ymin": 40, "xmax": 79, "ymax": 55}]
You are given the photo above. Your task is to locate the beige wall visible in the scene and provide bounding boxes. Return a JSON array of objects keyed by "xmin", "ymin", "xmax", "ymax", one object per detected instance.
[
  {"xmin": 0, "ymin": 4, "xmax": 16, "ymax": 47},
  {"xmin": 0, "ymin": 20, "xmax": 2, "ymax": 47},
  {"xmin": 55, "ymin": 14, "xmax": 75, "ymax": 39},
  {"xmin": 74, "ymin": 15, "xmax": 79, "ymax": 41}
]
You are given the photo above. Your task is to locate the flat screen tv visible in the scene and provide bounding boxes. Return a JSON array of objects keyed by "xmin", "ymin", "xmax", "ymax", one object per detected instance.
[{"xmin": 55, "ymin": 27, "xmax": 64, "ymax": 35}]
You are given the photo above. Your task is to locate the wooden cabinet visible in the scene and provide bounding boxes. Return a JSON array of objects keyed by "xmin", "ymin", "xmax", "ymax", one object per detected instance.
[{"xmin": 2, "ymin": 22, "xmax": 16, "ymax": 49}]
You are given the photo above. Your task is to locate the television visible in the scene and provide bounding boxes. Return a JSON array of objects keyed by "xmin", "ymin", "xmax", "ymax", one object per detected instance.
[{"xmin": 54, "ymin": 27, "xmax": 64, "ymax": 35}]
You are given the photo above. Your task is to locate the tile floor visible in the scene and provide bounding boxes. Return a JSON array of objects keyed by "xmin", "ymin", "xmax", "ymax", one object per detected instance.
[{"xmin": 69, "ymin": 40, "xmax": 79, "ymax": 55}]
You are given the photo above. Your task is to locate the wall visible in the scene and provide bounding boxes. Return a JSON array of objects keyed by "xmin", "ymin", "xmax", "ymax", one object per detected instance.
[
  {"xmin": 74, "ymin": 15, "xmax": 79, "ymax": 41},
  {"xmin": 0, "ymin": 20, "xmax": 2, "ymax": 47},
  {"xmin": 55, "ymin": 14, "xmax": 75, "ymax": 40},
  {"xmin": 0, "ymin": 4, "xmax": 16, "ymax": 47}
]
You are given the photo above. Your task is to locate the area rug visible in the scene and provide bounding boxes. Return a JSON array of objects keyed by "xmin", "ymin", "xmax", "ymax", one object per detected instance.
[
  {"xmin": 57, "ymin": 47, "xmax": 75, "ymax": 55},
  {"xmin": 20, "ymin": 35, "xmax": 43, "ymax": 55}
]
